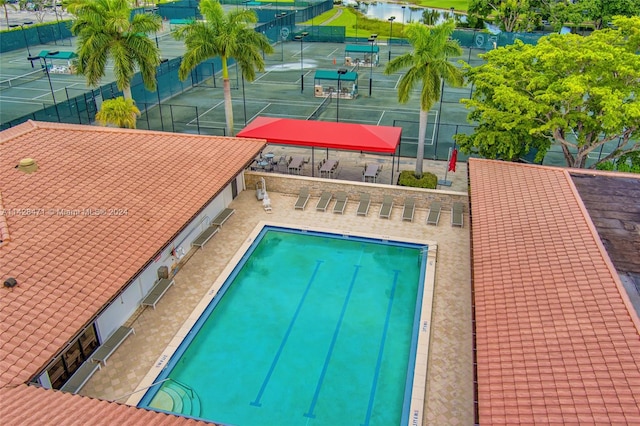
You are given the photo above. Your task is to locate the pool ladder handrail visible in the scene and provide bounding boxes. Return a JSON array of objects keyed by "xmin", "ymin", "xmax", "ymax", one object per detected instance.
[{"xmin": 167, "ymin": 378, "xmax": 202, "ymax": 418}]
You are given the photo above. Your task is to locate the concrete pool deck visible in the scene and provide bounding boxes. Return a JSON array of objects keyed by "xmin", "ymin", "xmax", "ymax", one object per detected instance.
[{"xmin": 79, "ymin": 161, "xmax": 473, "ymax": 425}]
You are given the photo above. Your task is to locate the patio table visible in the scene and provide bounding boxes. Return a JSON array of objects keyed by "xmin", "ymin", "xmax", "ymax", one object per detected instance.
[
  {"xmin": 364, "ymin": 164, "xmax": 379, "ymax": 182},
  {"xmin": 288, "ymin": 156, "xmax": 304, "ymax": 174},
  {"xmin": 320, "ymin": 159, "xmax": 337, "ymax": 178}
]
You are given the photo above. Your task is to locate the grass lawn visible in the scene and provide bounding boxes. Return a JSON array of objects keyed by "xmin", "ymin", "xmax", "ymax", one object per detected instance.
[
  {"xmin": 303, "ymin": 1, "xmax": 471, "ymax": 38},
  {"xmin": 304, "ymin": 7, "xmax": 408, "ymax": 39},
  {"xmin": 419, "ymin": 0, "xmax": 469, "ymax": 12}
]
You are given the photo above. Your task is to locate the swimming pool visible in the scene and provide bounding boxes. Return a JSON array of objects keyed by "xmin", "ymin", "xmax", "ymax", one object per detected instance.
[{"xmin": 136, "ymin": 225, "xmax": 432, "ymax": 425}]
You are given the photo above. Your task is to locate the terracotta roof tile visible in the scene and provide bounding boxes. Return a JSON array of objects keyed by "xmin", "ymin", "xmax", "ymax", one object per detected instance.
[
  {"xmin": 0, "ymin": 384, "xmax": 211, "ymax": 425},
  {"xmin": 0, "ymin": 121, "xmax": 265, "ymax": 387},
  {"xmin": 469, "ymin": 159, "xmax": 640, "ymax": 424}
]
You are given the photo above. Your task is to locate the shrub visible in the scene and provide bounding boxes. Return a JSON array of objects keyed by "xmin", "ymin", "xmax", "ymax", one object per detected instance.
[{"xmin": 397, "ymin": 170, "xmax": 438, "ymax": 189}]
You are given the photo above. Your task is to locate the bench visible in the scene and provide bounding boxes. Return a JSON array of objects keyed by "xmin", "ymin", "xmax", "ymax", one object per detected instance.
[
  {"xmin": 59, "ymin": 361, "xmax": 101, "ymax": 394},
  {"xmin": 141, "ymin": 278, "xmax": 175, "ymax": 310},
  {"xmin": 89, "ymin": 326, "xmax": 135, "ymax": 366},
  {"xmin": 211, "ymin": 208, "xmax": 235, "ymax": 227},
  {"xmin": 192, "ymin": 225, "xmax": 219, "ymax": 248}
]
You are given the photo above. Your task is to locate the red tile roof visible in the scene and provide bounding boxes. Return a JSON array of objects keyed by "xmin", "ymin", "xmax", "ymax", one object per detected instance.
[
  {"xmin": 469, "ymin": 159, "xmax": 640, "ymax": 424},
  {"xmin": 0, "ymin": 121, "xmax": 265, "ymax": 388},
  {"xmin": 0, "ymin": 384, "xmax": 208, "ymax": 425}
]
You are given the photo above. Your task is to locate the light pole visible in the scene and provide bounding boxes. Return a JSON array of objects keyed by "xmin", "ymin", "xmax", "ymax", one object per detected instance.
[
  {"xmin": 294, "ymin": 31, "xmax": 308, "ymax": 92},
  {"xmin": 388, "ymin": 16, "xmax": 395, "ymax": 61},
  {"xmin": 276, "ymin": 12, "xmax": 287, "ymax": 62},
  {"xmin": 368, "ymin": 34, "xmax": 377, "ymax": 97},
  {"xmin": 42, "ymin": 52, "xmax": 60, "ymax": 121},
  {"xmin": 352, "ymin": 5, "xmax": 358, "ymax": 41},
  {"xmin": 336, "ymin": 68, "xmax": 347, "ymax": 122},
  {"xmin": 10, "ymin": 22, "xmax": 33, "ymax": 67},
  {"xmin": 401, "ymin": 5, "xmax": 406, "ymax": 24}
]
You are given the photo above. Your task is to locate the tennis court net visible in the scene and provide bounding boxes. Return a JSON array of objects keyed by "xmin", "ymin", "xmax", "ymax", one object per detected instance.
[
  {"xmin": 307, "ymin": 94, "xmax": 332, "ymax": 120},
  {"xmin": 0, "ymin": 69, "xmax": 45, "ymax": 91}
]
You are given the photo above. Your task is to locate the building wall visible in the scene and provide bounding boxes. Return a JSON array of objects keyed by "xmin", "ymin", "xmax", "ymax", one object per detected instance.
[
  {"xmin": 244, "ymin": 172, "xmax": 468, "ymax": 209},
  {"xmin": 38, "ymin": 178, "xmax": 242, "ymax": 389}
]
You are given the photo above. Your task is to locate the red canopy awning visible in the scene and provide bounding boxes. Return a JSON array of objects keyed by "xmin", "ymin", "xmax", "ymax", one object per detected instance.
[{"xmin": 236, "ymin": 117, "xmax": 401, "ymax": 154}]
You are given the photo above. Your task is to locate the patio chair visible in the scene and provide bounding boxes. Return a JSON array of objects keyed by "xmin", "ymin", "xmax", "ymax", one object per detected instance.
[
  {"xmin": 426, "ymin": 201, "xmax": 442, "ymax": 226},
  {"xmin": 333, "ymin": 191, "xmax": 348, "ymax": 214},
  {"xmin": 402, "ymin": 197, "xmax": 415, "ymax": 222},
  {"xmin": 316, "ymin": 191, "xmax": 333, "ymax": 212},
  {"xmin": 356, "ymin": 193, "xmax": 371, "ymax": 216},
  {"xmin": 451, "ymin": 202, "xmax": 464, "ymax": 227},
  {"xmin": 379, "ymin": 195, "xmax": 394, "ymax": 219},
  {"xmin": 294, "ymin": 187, "xmax": 310, "ymax": 210}
]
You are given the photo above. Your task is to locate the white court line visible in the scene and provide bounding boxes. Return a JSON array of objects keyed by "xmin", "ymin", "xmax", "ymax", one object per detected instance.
[
  {"xmin": 33, "ymin": 87, "xmax": 66, "ymax": 101},
  {"xmin": 250, "ymin": 103, "xmax": 272, "ymax": 123},
  {"xmin": 0, "ymin": 97, "xmax": 50, "ymax": 105},
  {"xmin": 291, "ymin": 45, "xmax": 312, "ymax": 58},
  {"xmin": 377, "ymin": 110, "xmax": 386, "ymax": 126},
  {"xmin": 326, "ymin": 47, "xmax": 342, "ymax": 58},
  {"xmin": 394, "ymin": 75, "xmax": 402, "ymax": 89},
  {"xmin": 253, "ymin": 71, "xmax": 271, "ymax": 82},
  {"xmin": 185, "ymin": 100, "xmax": 225, "ymax": 126}
]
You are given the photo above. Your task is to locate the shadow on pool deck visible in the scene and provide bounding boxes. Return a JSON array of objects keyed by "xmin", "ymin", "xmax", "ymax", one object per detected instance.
[{"xmin": 79, "ymin": 174, "xmax": 473, "ymax": 425}]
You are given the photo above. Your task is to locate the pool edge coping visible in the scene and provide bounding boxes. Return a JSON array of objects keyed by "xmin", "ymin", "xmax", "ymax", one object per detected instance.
[{"xmin": 126, "ymin": 220, "xmax": 438, "ymax": 426}]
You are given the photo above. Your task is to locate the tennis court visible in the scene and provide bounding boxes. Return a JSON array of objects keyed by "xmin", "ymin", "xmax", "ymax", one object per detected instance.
[
  {"xmin": 0, "ymin": 27, "xmax": 183, "ymax": 125},
  {"xmin": 132, "ymin": 38, "xmax": 473, "ymax": 161}
]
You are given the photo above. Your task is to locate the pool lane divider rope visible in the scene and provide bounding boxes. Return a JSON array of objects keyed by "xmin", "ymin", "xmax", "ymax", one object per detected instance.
[
  {"xmin": 250, "ymin": 260, "xmax": 324, "ymax": 408},
  {"xmin": 362, "ymin": 270, "xmax": 400, "ymax": 426},
  {"xmin": 303, "ymin": 265, "xmax": 361, "ymax": 419}
]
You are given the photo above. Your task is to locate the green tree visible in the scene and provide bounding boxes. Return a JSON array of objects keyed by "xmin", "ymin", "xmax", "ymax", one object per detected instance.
[
  {"xmin": 469, "ymin": 0, "xmax": 546, "ymax": 32},
  {"xmin": 596, "ymin": 151, "xmax": 640, "ymax": 173},
  {"xmin": 67, "ymin": 0, "xmax": 161, "ymax": 100},
  {"xmin": 456, "ymin": 19, "xmax": 640, "ymax": 168},
  {"xmin": 175, "ymin": 0, "xmax": 273, "ymax": 136},
  {"xmin": 95, "ymin": 96, "xmax": 141, "ymax": 128},
  {"xmin": 384, "ymin": 21, "xmax": 463, "ymax": 176},
  {"xmin": 575, "ymin": 0, "xmax": 640, "ymax": 29},
  {"xmin": 548, "ymin": 1, "xmax": 586, "ymax": 32}
]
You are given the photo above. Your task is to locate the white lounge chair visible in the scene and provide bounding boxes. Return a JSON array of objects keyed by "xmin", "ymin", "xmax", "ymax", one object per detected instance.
[
  {"xmin": 426, "ymin": 201, "xmax": 442, "ymax": 226},
  {"xmin": 451, "ymin": 202, "xmax": 464, "ymax": 227},
  {"xmin": 333, "ymin": 191, "xmax": 348, "ymax": 214},
  {"xmin": 356, "ymin": 193, "xmax": 371, "ymax": 216},
  {"xmin": 295, "ymin": 187, "xmax": 310, "ymax": 210},
  {"xmin": 316, "ymin": 191, "xmax": 333, "ymax": 212},
  {"xmin": 402, "ymin": 197, "xmax": 415, "ymax": 222},
  {"xmin": 379, "ymin": 195, "xmax": 393, "ymax": 219}
]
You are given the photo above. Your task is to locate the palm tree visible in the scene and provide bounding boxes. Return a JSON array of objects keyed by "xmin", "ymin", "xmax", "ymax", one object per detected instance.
[
  {"xmin": 95, "ymin": 96, "xmax": 141, "ymax": 128},
  {"xmin": 67, "ymin": 0, "xmax": 161, "ymax": 100},
  {"xmin": 384, "ymin": 21, "xmax": 463, "ymax": 176},
  {"xmin": 175, "ymin": 0, "xmax": 274, "ymax": 136},
  {"xmin": 1, "ymin": 0, "xmax": 17, "ymax": 28},
  {"xmin": 422, "ymin": 9, "xmax": 440, "ymax": 26}
]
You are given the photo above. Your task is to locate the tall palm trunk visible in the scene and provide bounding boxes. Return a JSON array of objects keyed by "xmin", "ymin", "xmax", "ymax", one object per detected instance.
[
  {"xmin": 123, "ymin": 86, "xmax": 132, "ymax": 101},
  {"xmin": 3, "ymin": 5, "xmax": 9, "ymax": 28},
  {"xmin": 416, "ymin": 108, "xmax": 428, "ymax": 176},
  {"xmin": 221, "ymin": 58, "xmax": 234, "ymax": 136}
]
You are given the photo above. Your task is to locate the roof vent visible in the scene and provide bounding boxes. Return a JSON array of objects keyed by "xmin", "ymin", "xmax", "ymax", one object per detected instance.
[
  {"xmin": 4, "ymin": 277, "xmax": 17, "ymax": 288},
  {"xmin": 16, "ymin": 158, "xmax": 38, "ymax": 174}
]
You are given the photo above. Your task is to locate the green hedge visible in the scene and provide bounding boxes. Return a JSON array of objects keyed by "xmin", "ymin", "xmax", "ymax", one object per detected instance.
[{"xmin": 397, "ymin": 170, "xmax": 438, "ymax": 189}]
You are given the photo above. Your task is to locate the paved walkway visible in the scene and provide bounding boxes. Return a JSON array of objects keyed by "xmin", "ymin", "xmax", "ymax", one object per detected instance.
[
  {"xmin": 80, "ymin": 155, "xmax": 473, "ymax": 425},
  {"xmin": 258, "ymin": 144, "xmax": 468, "ymax": 193}
]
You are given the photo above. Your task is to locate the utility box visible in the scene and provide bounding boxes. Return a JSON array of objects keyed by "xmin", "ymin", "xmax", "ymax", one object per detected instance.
[{"xmin": 157, "ymin": 266, "xmax": 169, "ymax": 279}]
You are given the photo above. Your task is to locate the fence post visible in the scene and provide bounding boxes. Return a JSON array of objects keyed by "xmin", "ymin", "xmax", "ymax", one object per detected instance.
[
  {"xmin": 195, "ymin": 106, "xmax": 200, "ymax": 134},
  {"xmin": 170, "ymin": 105, "xmax": 175, "ymax": 132}
]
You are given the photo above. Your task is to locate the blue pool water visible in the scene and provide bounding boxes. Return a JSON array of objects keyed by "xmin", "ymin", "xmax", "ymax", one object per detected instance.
[{"xmin": 139, "ymin": 226, "xmax": 428, "ymax": 425}]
